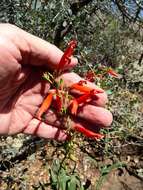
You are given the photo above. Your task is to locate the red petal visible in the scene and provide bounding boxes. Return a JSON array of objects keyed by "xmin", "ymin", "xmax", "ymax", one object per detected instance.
[
  {"xmin": 107, "ymin": 68, "xmax": 120, "ymax": 78},
  {"xmin": 58, "ymin": 40, "xmax": 77, "ymax": 71},
  {"xmin": 70, "ymin": 99, "xmax": 78, "ymax": 115},
  {"xmin": 70, "ymin": 83, "xmax": 92, "ymax": 93},
  {"xmin": 85, "ymin": 71, "xmax": 95, "ymax": 82},
  {"xmin": 74, "ymin": 125, "xmax": 104, "ymax": 139},
  {"xmin": 76, "ymin": 93, "xmax": 91, "ymax": 104},
  {"xmin": 55, "ymin": 95, "xmax": 62, "ymax": 112},
  {"xmin": 37, "ymin": 93, "xmax": 53, "ymax": 119}
]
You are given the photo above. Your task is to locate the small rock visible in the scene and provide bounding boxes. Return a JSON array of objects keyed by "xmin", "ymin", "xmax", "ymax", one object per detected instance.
[
  {"xmin": 12, "ymin": 138, "xmax": 23, "ymax": 149},
  {"xmin": 6, "ymin": 137, "xmax": 13, "ymax": 145}
]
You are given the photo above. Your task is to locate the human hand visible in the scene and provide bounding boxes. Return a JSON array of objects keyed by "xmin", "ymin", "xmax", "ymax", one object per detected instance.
[{"xmin": 0, "ymin": 23, "xmax": 112, "ymax": 141}]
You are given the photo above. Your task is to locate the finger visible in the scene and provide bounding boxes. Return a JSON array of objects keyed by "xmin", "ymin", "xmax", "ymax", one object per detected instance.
[
  {"xmin": 44, "ymin": 113, "xmax": 101, "ymax": 134},
  {"xmin": 57, "ymin": 72, "xmax": 108, "ymax": 107},
  {"xmin": 23, "ymin": 118, "xmax": 68, "ymax": 141},
  {"xmin": 18, "ymin": 26, "xmax": 78, "ymax": 70},
  {"xmin": 42, "ymin": 103, "xmax": 112, "ymax": 128},
  {"xmin": 77, "ymin": 104, "xmax": 113, "ymax": 127},
  {"xmin": 0, "ymin": 24, "xmax": 78, "ymax": 70}
]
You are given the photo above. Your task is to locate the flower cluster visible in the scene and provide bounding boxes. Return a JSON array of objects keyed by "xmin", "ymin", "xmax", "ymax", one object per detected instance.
[{"xmin": 37, "ymin": 40, "xmax": 120, "ymax": 140}]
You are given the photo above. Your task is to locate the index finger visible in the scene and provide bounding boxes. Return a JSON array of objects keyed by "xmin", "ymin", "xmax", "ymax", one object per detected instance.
[
  {"xmin": 0, "ymin": 24, "xmax": 78, "ymax": 70},
  {"xmin": 20, "ymin": 27, "xmax": 78, "ymax": 70}
]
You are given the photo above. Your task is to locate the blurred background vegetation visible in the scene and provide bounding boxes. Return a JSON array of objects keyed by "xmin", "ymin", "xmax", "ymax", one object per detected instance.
[{"xmin": 0, "ymin": 0, "xmax": 143, "ymax": 190}]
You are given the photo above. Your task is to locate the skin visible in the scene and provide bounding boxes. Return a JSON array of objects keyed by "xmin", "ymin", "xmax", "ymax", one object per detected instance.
[{"xmin": 0, "ymin": 23, "xmax": 113, "ymax": 141}]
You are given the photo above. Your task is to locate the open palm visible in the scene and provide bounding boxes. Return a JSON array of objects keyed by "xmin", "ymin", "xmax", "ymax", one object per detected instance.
[{"xmin": 0, "ymin": 24, "xmax": 112, "ymax": 140}]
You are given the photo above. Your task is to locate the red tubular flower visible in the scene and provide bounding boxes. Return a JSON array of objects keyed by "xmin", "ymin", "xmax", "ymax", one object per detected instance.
[
  {"xmin": 70, "ymin": 83, "xmax": 92, "ymax": 93},
  {"xmin": 70, "ymin": 82, "xmax": 104, "ymax": 115},
  {"xmin": 37, "ymin": 93, "xmax": 53, "ymax": 120},
  {"xmin": 70, "ymin": 81, "xmax": 104, "ymax": 94},
  {"xmin": 70, "ymin": 84, "xmax": 103, "ymax": 94},
  {"xmin": 73, "ymin": 124, "xmax": 104, "ymax": 139},
  {"xmin": 85, "ymin": 70, "xmax": 95, "ymax": 82},
  {"xmin": 107, "ymin": 68, "xmax": 120, "ymax": 78},
  {"xmin": 70, "ymin": 93, "xmax": 91, "ymax": 115},
  {"xmin": 75, "ymin": 93, "xmax": 91, "ymax": 104},
  {"xmin": 55, "ymin": 94, "xmax": 62, "ymax": 112},
  {"xmin": 70, "ymin": 99, "xmax": 78, "ymax": 115},
  {"xmin": 57, "ymin": 40, "xmax": 77, "ymax": 72}
]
